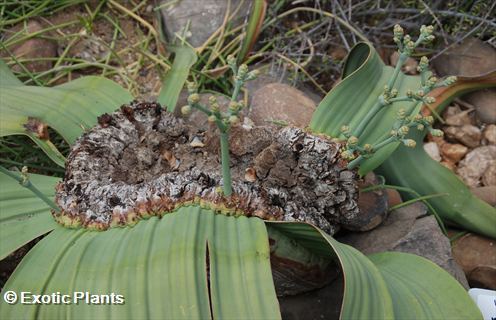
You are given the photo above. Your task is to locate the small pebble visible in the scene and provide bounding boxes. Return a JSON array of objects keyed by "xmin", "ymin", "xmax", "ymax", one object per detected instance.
[
  {"xmin": 482, "ymin": 161, "xmax": 496, "ymax": 186},
  {"xmin": 445, "ymin": 125, "xmax": 481, "ymax": 148},
  {"xmin": 190, "ymin": 137, "xmax": 205, "ymax": 148},
  {"xmin": 423, "ymin": 142, "xmax": 441, "ymax": 162},
  {"xmin": 457, "ymin": 146, "xmax": 496, "ymax": 187},
  {"xmin": 440, "ymin": 143, "xmax": 468, "ymax": 163},
  {"xmin": 483, "ymin": 124, "xmax": 496, "ymax": 145}
]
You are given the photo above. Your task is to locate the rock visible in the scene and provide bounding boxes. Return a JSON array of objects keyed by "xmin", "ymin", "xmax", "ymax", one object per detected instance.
[
  {"xmin": 386, "ymin": 189, "xmax": 402, "ymax": 207},
  {"xmin": 432, "ymin": 38, "xmax": 496, "ymax": 124},
  {"xmin": 482, "ymin": 161, "xmax": 496, "ymax": 186},
  {"xmin": 444, "ymin": 125, "xmax": 481, "ymax": 148},
  {"xmin": 468, "ymin": 266, "xmax": 496, "ymax": 290},
  {"xmin": 3, "ymin": 20, "xmax": 57, "ymax": 73},
  {"xmin": 445, "ymin": 108, "xmax": 474, "ymax": 126},
  {"xmin": 440, "ymin": 160, "xmax": 456, "ymax": 171},
  {"xmin": 483, "ymin": 124, "xmax": 496, "ymax": 145},
  {"xmin": 68, "ymin": 34, "xmax": 109, "ymax": 62},
  {"xmin": 471, "ymin": 186, "xmax": 496, "ymax": 206},
  {"xmin": 248, "ymin": 83, "xmax": 316, "ymax": 127},
  {"xmin": 432, "ymin": 38, "xmax": 496, "ymax": 77},
  {"xmin": 462, "ymin": 88, "xmax": 496, "ymax": 124},
  {"xmin": 443, "ymin": 105, "xmax": 462, "ymax": 120},
  {"xmin": 457, "ymin": 146, "xmax": 496, "ymax": 187},
  {"xmin": 244, "ymin": 64, "xmax": 322, "ymax": 106},
  {"xmin": 338, "ymin": 202, "xmax": 469, "ymax": 288},
  {"xmin": 423, "ymin": 142, "xmax": 441, "ymax": 161},
  {"xmin": 390, "ymin": 51, "xmax": 418, "ymax": 74},
  {"xmin": 440, "ymin": 142, "xmax": 468, "ymax": 163},
  {"xmin": 159, "ymin": 0, "xmax": 249, "ymax": 47},
  {"xmin": 352, "ymin": 173, "xmax": 389, "ymax": 231},
  {"xmin": 452, "ymin": 233, "xmax": 496, "ymax": 289}
]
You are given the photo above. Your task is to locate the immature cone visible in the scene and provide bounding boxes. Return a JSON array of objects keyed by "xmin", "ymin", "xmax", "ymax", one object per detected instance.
[
  {"xmin": 399, "ymin": 126, "xmax": 409, "ymax": 136},
  {"xmin": 403, "ymin": 139, "xmax": 416, "ymax": 148},
  {"xmin": 430, "ymin": 129, "xmax": 444, "ymax": 137},
  {"xmin": 417, "ymin": 56, "xmax": 429, "ymax": 72},
  {"xmin": 181, "ymin": 105, "xmax": 192, "ymax": 115},
  {"xmin": 444, "ymin": 76, "xmax": 457, "ymax": 85},
  {"xmin": 187, "ymin": 93, "xmax": 200, "ymax": 104},
  {"xmin": 424, "ymin": 96, "xmax": 436, "ymax": 104},
  {"xmin": 227, "ymin": 54, "xmax": 235, "ymax": 63},
  {"xmin": 228, "ymin": 115, "xmax": 240, "ymax": 126},
  {"xmin": 186, "ymin": 81, "xmax": 197, "ymax": 93},
  {"xmin": 393, "ymin": 24, "xmax": 404, "ymax": 37},
  {"xmin": 347, "ymin": 136, "xmax": 358, "ymax": 146}
]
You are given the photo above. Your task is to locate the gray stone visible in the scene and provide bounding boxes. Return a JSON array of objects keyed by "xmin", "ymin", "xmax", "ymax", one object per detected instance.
[
  {"xmin": 463, "ymin": 88, "xmax": 496, "ymax": 124},
  {"xmin": 452, "ymin": 233, "xmax": 496, "ymax": 289},
  {"xmin": 159, "ymin": 0, "xmax": 249, "ymax": 47},
  {"xmin": 471, "ymin": 186, "xmax": 496, "ymax": 206},
  {"xmin": 440, "ymin": 142, "xmax": 468, "ymax": 163},
  {"xmin": 338, "ymin": 202, "xmax": 469, "ymax": 288},
  {"xmin": 3, "ymin": 20, "xmax": 57, "ymax": 74},
  {"xmin": 423, "ymin": 142, "xmax": 441, "ymax": 162},
  {"xmin": 432, "ymin": 38, "xmax": 496, "ymax": 77},
  {"xmin": 432, "ymin": 38, "xmax": 496, "ymax": 124},
  {"xmin": 457, "ymin": 146, "xmax": 496, "ymax": 187},
  {"xmin": 482, "ymin": 160, "xmax": 496, "ymax": 186},
  {"xmin": 483, "ymin": 124, "xmax": 496, "ymax": 145},
  {"xmin": 444, "ymin": 125, "xmax": 481, "ymax": 148},
  {"xmin": 444, "ymin": 108, "xmax": 474, "ymax": 126}
]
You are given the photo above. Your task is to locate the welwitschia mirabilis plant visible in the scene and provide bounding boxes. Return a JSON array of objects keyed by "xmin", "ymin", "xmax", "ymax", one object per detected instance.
[{"xmin": 0, "ymin": 35, "xmax": 483, "ymax": 318}]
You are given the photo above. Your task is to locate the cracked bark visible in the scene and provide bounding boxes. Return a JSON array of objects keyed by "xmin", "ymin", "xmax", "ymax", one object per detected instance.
[
  {"xmin": 54, "ymin": 101, "xmax": 362, "ymax": 295},
  {"xmin": 55, "ymin": 101, "xmax": 360, "ymax": 233}
]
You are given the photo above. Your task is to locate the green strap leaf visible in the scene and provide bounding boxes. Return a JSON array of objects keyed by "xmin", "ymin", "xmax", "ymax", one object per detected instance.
[
  {"xmin": 209, "ymin": 210, "xmax": 278, "ymax": 319},
  {"xmin": 309, "ymin": 42, "xmax": 420, "ymax": 175},
  {"xmin": 376, "ymin": 134, "xmax": 496, "ymax": 238},
  {"xmin": 266, "ymin": 222, "xmax": 481, "ymax": 320},
  {"xmin": 0, "ymin": 171, "xmax": 59, "ymax": 259},
  {"xmin": 375, "ymin": 70, "xmax": 496, "ymax": 238},
  {"xmin": 309, "ymin": 42, "xmax": 496, "ymax": 237},
  {"xmin": 0, "ymin": 206, "xmax": 280, "ymax": 320},
  {"xmin": 158, "ymin": 46, "xmax": 197, "ymax": 112},
  {"xmin": 267, "ymin": 223, "xmax": 394, "ymax": 319},
  {"xmin": 369, "ymin": 252, "xmax": 482, "ymax": 319},
  {"xmin": 0, "ymin": 61, "xmax": 23, "ymax": 86},
  {"xmin": 0, "ymin": 60, "xmax": 133, "ymax": 167},
  {"xmin": 25, "ymin": 132, "xmax": 67, "ymax": 168}
]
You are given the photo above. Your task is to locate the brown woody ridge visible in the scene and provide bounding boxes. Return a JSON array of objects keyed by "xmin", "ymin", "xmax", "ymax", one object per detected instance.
[{"xmin": 54, "ymin": 101, "xmax": 360, "ymax": 232}]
